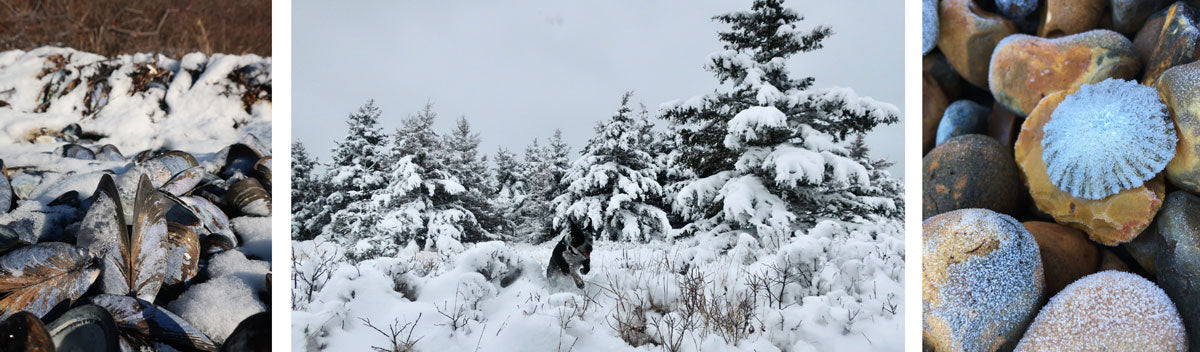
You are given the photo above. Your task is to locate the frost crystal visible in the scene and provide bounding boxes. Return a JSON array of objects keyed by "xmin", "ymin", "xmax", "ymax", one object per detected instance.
[{"xmin": 1042, "ymin": 78, "xmax": 1175, "ymax": 200}]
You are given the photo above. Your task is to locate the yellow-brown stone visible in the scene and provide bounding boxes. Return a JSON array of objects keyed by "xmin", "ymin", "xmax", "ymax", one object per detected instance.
[
  {"xmin": 1143, "ymin": 2, "xmax": 1200, "ymax": 86},
  {"xmin": 1161, "ymin": 61, "xmax": 1200, "ymax": 193},
  {"xmin": 938, "ymin": 0, "xmax": 1018, "ymax": 89},
  {"xmin": 1097, "ymin": 249, "xmax": 1133, "ymax": 273},
  {"xmin": 924, "ymin": 73, "xmax": 949, "ymax": 154},
  {"xmin": 1023, "ymin": 221, "xmax": 1098, "ymax": 296},
  {"xmin": 1014, "ymin": 89, "xmax": 1166, "ymax": 246},
  {"xmin": 989, "ymin": 30, "xmax": 1141, "ymax": 116},
  {"xmin": 1037, "ymin": 0, "xmax": 1106, "ymax": 37}
]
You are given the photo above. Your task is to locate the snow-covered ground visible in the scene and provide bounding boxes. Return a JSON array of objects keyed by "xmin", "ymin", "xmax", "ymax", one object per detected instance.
[
  {"xmin": 0, "ymin": 47, "xmax": 271, "ymax": 348},
  {"xmin": 292, "ymin": 220, "xmax": 904, "ymax": 352}
]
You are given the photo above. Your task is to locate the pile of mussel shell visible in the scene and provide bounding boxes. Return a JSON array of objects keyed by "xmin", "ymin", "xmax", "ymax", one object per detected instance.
[{"xmin": 0, "ymin": 124, "xmax": 272, "ymax": 351}]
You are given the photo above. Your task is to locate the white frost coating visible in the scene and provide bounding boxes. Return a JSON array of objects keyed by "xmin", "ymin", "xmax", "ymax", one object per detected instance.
[
  {"xmin": 1042, "ymin": 78, "xmax": 1176, "ymax": 199},
  {"xmin": 923, "ymin": 0, "xmax": 938, "ymax": 54},
  {"xmin": 1015, "ymin": 271, "xmax": 1187, "ymax": 351}
]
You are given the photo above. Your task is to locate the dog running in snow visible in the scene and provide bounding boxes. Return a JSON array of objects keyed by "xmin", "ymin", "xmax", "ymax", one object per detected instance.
[{"xmin": 545, "ymin": 220, "xmax": 592, "ymax": 289}]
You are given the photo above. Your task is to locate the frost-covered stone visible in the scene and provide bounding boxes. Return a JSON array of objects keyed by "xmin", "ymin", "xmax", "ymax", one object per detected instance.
[
  {"xmin": 995, "ymin": 0, "xmax": 1036, "ymax": 19},
  {"xmin": 935, "ymin": 100, "xmax": 990, "ymax": 146},
  {"xmin": 923, "ymin": 208, "xmax": 1043, "ymax": 352},
  {"xmin": 922, "ymin": 134, "xmax": 1024, "ymax": 219},
  {"xmin": 1015, "ymin": 271, "xmax": 1187, "ymax": 351},
  {"xmin": 1037, "ymin": 0, "xmax": 1106, "ymax": 37},
  {"xmin": 1023, "ymin": 221, "xmax": 1098, "ymax": 296},
  {"xmin": 937, "ymin": 0, "xmax": 1018, "ymax": 88},
  {"xmin": 923, "ymin": 0, "xmax": 938, "ymax": 54},
  {"xmin": 1160, "ymin": 61, "xmax": 1200, "ymax": 193},
  {"xmin": 1042, "ymin": 78, "xmax": 1174, "ymax": 200}
]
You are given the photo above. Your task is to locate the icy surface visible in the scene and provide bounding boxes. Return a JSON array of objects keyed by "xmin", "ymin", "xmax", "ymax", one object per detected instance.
[
  {"xmin": 1015, "ymin": 271, "xmax": 1187, "ymax": 351},
  {"xmin": 1043, "ymin": 78, "xmax": 1175, "ymax": 199},
  {"xmin": 923, "ymin": 0, "xmax": 939, "ymax": 54}
]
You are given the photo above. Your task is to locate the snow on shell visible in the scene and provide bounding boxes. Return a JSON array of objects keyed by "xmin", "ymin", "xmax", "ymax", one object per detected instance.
[
  {"xmin": 1042, "ymin": 78, "xmax": 1175, "ymax": 200},
  {"xmin": 0, "ymin": 242, "xmax": 98, "ymax": 319}
]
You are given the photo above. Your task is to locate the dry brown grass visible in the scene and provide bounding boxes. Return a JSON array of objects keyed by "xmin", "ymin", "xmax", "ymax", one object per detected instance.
[{"xmin": 0, "ymin": 0, "xmax": 270, "ymax": 57}]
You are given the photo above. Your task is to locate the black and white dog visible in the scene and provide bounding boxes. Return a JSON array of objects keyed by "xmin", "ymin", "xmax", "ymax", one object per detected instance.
[{"xmin": 545, "ymin": 219, "xmax": 593, "ymax": 289}]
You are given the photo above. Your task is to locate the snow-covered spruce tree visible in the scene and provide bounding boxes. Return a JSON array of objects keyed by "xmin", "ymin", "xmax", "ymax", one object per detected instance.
[
  {"xmin": 553, "ymin": 93, "xmax": 670, "ymax": 242},
  {"xmin": 291, "ymin": 141, "xmax": 327, "ymax": 241},
  {"xmin": 662, "ymin": 0, "xmax": 899, "ymax": 248},
  {"xmin": 444, "ymin": 116, "xmax": 502, "ymax": 233},
  {"xmin": 847, "ymin": 133, "xmax": 903, "ymax": 219},
  {"xmin": 510, "ymin": 136, "xmax": 566, "ymax": 243},
  {"xmin": 362, "ymin": 104, "xmax": 486, "ymax": 257},
  {"xmin": 489, "ymin": 147, "xmax": 523, "ymax": 239},
  {"xmin": 323, "ymin": 100, "xmax": 390, "ymax": 247}
]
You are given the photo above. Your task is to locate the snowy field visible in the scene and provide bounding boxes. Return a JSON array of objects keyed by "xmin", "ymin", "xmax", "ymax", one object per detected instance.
[
  {"xmin": 292, "ymin": 220, "xmax": 903, "ymax": 352},
  {"xmin": 0, "ymin": 47, "xmax": 271, "ymax": 349}
]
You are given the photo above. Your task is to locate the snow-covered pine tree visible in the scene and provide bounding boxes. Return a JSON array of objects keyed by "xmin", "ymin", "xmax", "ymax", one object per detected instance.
[
  {"xmin": 490, "ymin": 147, "xmax": 523, "ymax": 240},
  {"xmin": 323, "ymin": 100, "xmax": 390, "ymax": 247},
  {"xmin": 846, "ymin": 133, "xmax": 903, "ymax": 220},
  {"xmin": 553, "ymin": 92, "xmax": 670, "ymax": 242},
  {"xmin": 510, "ymin": 138, "xmax": 554, "ymax": 242},
  {"xmin": 662, "ymin": 0, "xmax": 899, "ymax": 248},
  {"xmin": 364, "ymin": 104, "xmax": 485, "ymax": 257},
  {"xmin": 291, "ymin": 141, "xmax": 326, "ymax": 241},
  {"xmin": 444, "ymin": 116, "xmax": 501, "ymax": 233}
]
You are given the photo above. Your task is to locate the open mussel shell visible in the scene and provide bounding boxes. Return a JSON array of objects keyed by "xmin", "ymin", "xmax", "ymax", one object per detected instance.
[
  {"xmin": 97, "ymin": 144, "xmax": 124, "ymax": 162},
  {"xmin": 220, "ymin": 311, "xmax": 269, "ymax": 352},
  {"xmin": 160, "ymin": 166, "xmax": 205, "ymax": 197},
  {"xmin": 62, "ymin": 144, "xmax": 96, "ymax": 160},
  {"xmin": 180, "ymin": 196, "xmax": 237, "ymax": 253},
  {"xmin": 85, "ymin": 294, "xmax": 217, "ymax": 352},
  {"xmin": 226, "ymin": 178, "xmax": 270, "ymax": 217},
  {"xmin": 163, "ymin": 221, "xmax": 200, "ymax": 285},
  {"xmin": 0, "ymin": 224, "xmax": 29, "ymax": 256},
  {"xmin": 0, "ymin": 311, "xmax": 55, "ymax": 352},
  {"xmin": 0, "ymin": 242, "xmax": 100, "ymax": 320},
  {"xmin": 135, "ymin": 151, "xmax": 200, "ymax": 188},
  {"xmin": 219, "ymin": 144, "xmax": 262, "ymax": 180},
  {"xmin": 77, "ymin": 174, "xmax": 168, "ymax": 301},
  {"xmin": 191, "ymin": 175, "xmax": 228, "ymax": 209},
  {"xmin": 47, "ymin": 190, "xmax": 79, "ymax": 208},
  {"xmin": 45, "ymin": 304, "xmax": 120, "ymax": 352},
  {"xmin": 252, "ymin": 156, "xmax": 271, "ymax": 191},
  {"xmin": 0, "ymin": 160, "xmax": 15, "ymax": 213}
]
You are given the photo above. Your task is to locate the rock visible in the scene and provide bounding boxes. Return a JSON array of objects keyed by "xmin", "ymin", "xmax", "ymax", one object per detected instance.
[
  {"xmin": 1037, "ymin": 0, "xmax": 1107, "ymax": 37},
  {"xmin": 997, "ymin": 0, "xmax": 1037, "ymax": 20},
  {"xmin": 1022, "ymin": 221, "xmax": 1098, "ymax": 296},
  {"xmin": 1160, "ymin": 61, "xmax": 1200, "ymax": 193},
  {"xmin": 1015, "ymin": 271, "xmax": 1187, "ymax": 351},
  {"xmin": 924, "ymin": 51, "xmax": 964, "ymax": 101},
  {"xmin": 938, "ymin": 0, "xmax": 1019, "ymax": 89},
  {"xmin": 1124, "ymin": 223, "xmax": 1160, "ymax": 275},
  {"xmin": 1097, "ymin": 249, "xmax": 1132, "ymax": 272},
  {"xmin": 924, "ymin": 0, "xmax": 940, "ymax": 54},
  {"xmin": 988, "ymin": 30, "xmax": 1141, "ymax": 117},
  {"xmin": 1013, "ymin": 89, "xmax": 1166, "ymax": 245},
  {"xmin": 936, "ymin": 100, "xmax": 991, "ymax": 146},
  {"xmin": 1142, "ymin": 2, "xmax": 1200, "ymax": 86},
  {"xmin": 987, "ymin": 101, "xmax": 1021, "ymax": 147},
  {"xmin": 924, "ymin": 73, "xmax": 950, "ymax": 154},
  {"xmin": 1112, "ymin": 0, "xmax": 1174, "ymax": 34},
  {"xmin": 1154, "ymin": 191, "xmax": 1200, "ymax": 351},
  {"xmin": 1133, "ymin": 10, "xmax": 1170, "ymax": 63},
  {"xmin": 923, "ymin": 134, "xmax": 1025, "ymax": 219},
  {"xmin": 924, "ymin": 209, "xmax": 1044, "ymax": 352}
]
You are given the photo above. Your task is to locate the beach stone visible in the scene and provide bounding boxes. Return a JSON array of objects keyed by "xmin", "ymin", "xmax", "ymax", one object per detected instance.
[
  {"xmin": 936, "ymin": 100, "xmax": 991, "ymax": 146},
  {"xmin": 925, "ymin": 0, "xmax": 940, "ymax": 54},
  {"xmin": 938, "ymin": 0, "xmax": 1019, "ymax": 89},
  {"xmin": 1015, "ymin": 271, "xmax": 1187, "ymax": 351},
  {"xmin": 924, "ymin": 209, "xmax": 1044, "ymax": 352},
  {"xmin": 1112, "ymin": 0, "xmax": 1174, "ymax": 34},
  {"xmin": 1013, "ymin": 89, "xmax": 1166, "ymax": 245},
  {"xmin": 1134, "ymin": 10, "xmax": 1170, "ymax": 63},
  {"xmin": 1142, "ymin": 2, "xmax": 1200, "ymax": 86},
  {"xmin": 923, "ymin": 134, "xmax": 1024, "ymax": 219},
  {"xmin": 1097, "ymin": 249, "xmax": 1132, "ymax": 272},
  {"xmin": 1022, "ymin": 221, "xmax": 1098, "ymax": 296},
  {"xmin": 924, "ymin": 51, "xmax": 964, "ymax": 101},
  {"xmin": 1154, "ymin": 191, "xmax": 1200, "ymax": 351},
  {"xmin": 988, "ymin": 30, "xmax": 1141, "ymax": 117},
  {"xmin": 987, "ymin": 101, "xmax": 1020, "ymax": 147},
  {"xmin": 996, "ymin": 0, "xmax": 1037, "ymax": 20},
  {"xmin": 924, "ymin": 73, "xmax": 950, "ymax": 154},
  {"xmin": 1161, "ymin": 61, "xmax": 1200, "ymax": 193},
  {"xmin": 1037, "ymin": 0, "xmax": 1107, "ymax": 37},
  {"xmin": 1124, "ymin": 223, "xmax": 1161, "ymax": 275}
]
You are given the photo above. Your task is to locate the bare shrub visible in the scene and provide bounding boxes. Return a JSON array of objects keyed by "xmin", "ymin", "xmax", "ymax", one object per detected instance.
[
  {"xmin": 292, "ymin": 245, "xmax": 338, "ymax": 309},
  {"xmin": 360, "ymin": 314, "xmax": 423, "ymax": 352}
]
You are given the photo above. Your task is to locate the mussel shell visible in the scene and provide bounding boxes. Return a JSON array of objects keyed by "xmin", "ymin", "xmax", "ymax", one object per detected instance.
[
  {"xmin": 8, "ymin": 169, "xmax": 46, "ymax": 200},
  {"xmin": 252, "ymin": 156, "xmax": 271, "ymax": 191},
  {"xmin": 62, "ymin": 144, "xmax": 96, "ymax": 160},
  {"xmin": 60, "ymin": 123, "xmax": 82, "ymax": 143},
  {"xmin": 0, "ymin": 311, "xmax": 55, "ymax": 352},
  {"xmin": 160, "ymin": 166, "xmax": 205, "ymax": 197},
  {"xmin": 136, "ymin": 151, "xmax": 200, "ymax": 187},
  {"xmin": 97, "ymin": 145, "xmax": 124, "ymax": 162},
  {"xmin": 0, "ymin": 160, "xmax": 15, "ymax": 213},
  {"xmin": 191, "ymin": 176, "xmax": 228, "ymax": 209},
  {"xmin": 226, "ymin": 178, "xmax": 270, "ymax": 217},
  {"xmin": 85, "ymin": 294, "xmax": 217, "ymax": 352},
  {"xmin": 45, "ymin": 304, "xmax": 120, "ymax": 352},
  {"xmin": 47, "ymin": 190, "xmax": 79, "ymax": 208},
  {"xmin": 180, "ymin": 196, "xmax": 237, "ymax": 252},
  {"xmin": 0, "ymin": 224, "xmax": 29, "ymax": 255},
  {"xmin": 163, "ymin": 221, "xmax": 200, "ymax": 285},
  {"xmin": 220, "ymin": 311, "xmax": 270, "ymax": 352},
  {"xmin": 219, "ymin": 144, "xmax": 262, "ymax": 180}
]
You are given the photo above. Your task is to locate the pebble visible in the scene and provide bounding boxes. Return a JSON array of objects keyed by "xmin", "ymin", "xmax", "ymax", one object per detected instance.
[
  {"xmin": 1037, "ymin": 0, "xmax": 1106, "ymax": 37},
  {"xmin": 1013, "ymin": 89, "xmax": 1165, "ymax": 245},
  {"xmin": 987, "ymin": 101, "xmax": 1021, "ymax": 147},
  {"xmin": 924, "ymin": 0, "xmax": 939, "ymax": 54},
  {"xmin": 1153, "ymin": 191, "xmax": 1200, "ymax": 351},
  {"xmin": 923, "ymin": 73, "xmax": 949, "ymax": 154},
  {"xmin": 936, "ymin": 100, "xmax": 990, "ymax": 146},
  {"xmin": 924, "ymin": 209, "xmax": 1044, "ymax": 352},
  {"xmin": 996, "ymin": 0, "xmax": 1037, "ymax": 20},
  {"xmin": 1141, "ymin": 2, "xmax": 1200, "ymax": 86},
  {"xmin": 1160, "ymin": 61, "xmax": 1200, "ymax": 193},
  {"xmin": 938, "ymin": 0, "xmax": 1018, "ymax": 89},
  {"xmin": 1112, "ymin": 0, "xmax": 1174, "ymax": 34},
  {"xmin": 988, "ymin": 30, "xmax": 1141, "ymax": 117},
  {"xmin": 1023, "ymin": 221, "xmax": 1098, "ymax": 296},
  {"xmin": 923, "ymin": 134, "xmax": 1025, "ymax": 219},
  {"xmin": 1015, "ymin": 271, "xmax": 1187, "ymax": 351}
]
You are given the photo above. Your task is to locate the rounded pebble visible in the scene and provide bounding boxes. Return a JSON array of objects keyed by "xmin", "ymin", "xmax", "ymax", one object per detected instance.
[
  {"xmin": 936, "ymin": 100, "xmax": 991, "ymax": 146},
  {"xmin": 923, "ymin": 134, "xmax": 1024, "ymax": 219}
]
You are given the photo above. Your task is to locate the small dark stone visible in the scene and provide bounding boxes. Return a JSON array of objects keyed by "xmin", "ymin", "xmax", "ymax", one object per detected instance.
[
  {"xmin": 1154, "ymin": 191, "xmax": 1200, "ymax": 351},
  {"xmin": 923, "ymin": 134, "xmax": 1025, "ymax": 219},
  {"xmin": 936, "ymin": 100, "xmax": 990, "ymax": 146}
]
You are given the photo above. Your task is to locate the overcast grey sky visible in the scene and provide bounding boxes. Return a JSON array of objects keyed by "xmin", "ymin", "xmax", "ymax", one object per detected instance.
[{"xmin": 293, "ymin": 0, "xmax": 904, "ymax": 177}]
